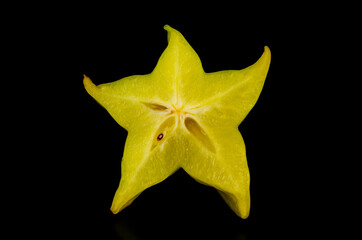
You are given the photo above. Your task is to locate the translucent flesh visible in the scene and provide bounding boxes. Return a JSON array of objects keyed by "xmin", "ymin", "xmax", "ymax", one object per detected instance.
[{"xmin": 84, "ymin": 25, "xmax": 271, "ymax": 218}]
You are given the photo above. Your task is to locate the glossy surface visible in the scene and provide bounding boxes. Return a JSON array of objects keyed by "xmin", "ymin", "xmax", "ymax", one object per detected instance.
[{"xmin": 84, "ymin": 25, "xmax": 271, "ymax": 218}]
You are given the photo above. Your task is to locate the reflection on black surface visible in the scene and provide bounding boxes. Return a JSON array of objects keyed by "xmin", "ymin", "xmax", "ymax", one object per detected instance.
[
  {"xmin": 113, "ymin": 220, "xmax": 139, "ymax": 240},
  {"xmin": 112, "ymin": 217, "xmax": 248, "ymax": 240}
]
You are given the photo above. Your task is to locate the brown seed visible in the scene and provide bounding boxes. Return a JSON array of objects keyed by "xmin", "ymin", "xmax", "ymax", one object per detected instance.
[{"xmin": 157, "ymin": 133, "xmax": 164, "ymax": 141}]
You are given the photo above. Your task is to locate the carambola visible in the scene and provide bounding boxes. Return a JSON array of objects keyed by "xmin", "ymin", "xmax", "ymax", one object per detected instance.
[{"xmin": 84, "ymin": 25, "xmax": 271, "ymax": 218}]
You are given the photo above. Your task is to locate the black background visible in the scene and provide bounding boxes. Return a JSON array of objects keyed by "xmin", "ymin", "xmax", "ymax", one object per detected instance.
[{"xmin": 19, "ymin": 20, "xmax": 341, "ymax": 239}]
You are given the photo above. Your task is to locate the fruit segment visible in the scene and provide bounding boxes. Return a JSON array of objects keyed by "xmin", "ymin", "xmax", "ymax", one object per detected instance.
[
  {"xmin": 151, "ymin": 116, "xmax": 176, "ymax": 151},
  {"xmin": 184, "ymin": 117, "xmax": 216, "ymax": 153},
  {"xmin": 143, "ymin": 102, "xmax": 169, "ymax": 111},
  {"xmin": 84, "ymin": 25, "xmax": 271, "ymax": 218}
]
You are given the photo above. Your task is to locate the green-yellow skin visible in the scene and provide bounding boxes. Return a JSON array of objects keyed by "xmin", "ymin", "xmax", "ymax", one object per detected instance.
[{"xmin": 84, "ymin": 25, "xmax": 271, "ymax": 219}]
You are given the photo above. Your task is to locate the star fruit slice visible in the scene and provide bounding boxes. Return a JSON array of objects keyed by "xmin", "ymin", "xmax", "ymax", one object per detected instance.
[{"xmin": 84, "ymin": 25, "xmax": 271, "ymax": 219}]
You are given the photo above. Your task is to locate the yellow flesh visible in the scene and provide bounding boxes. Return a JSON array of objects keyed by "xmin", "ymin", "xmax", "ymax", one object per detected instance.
[{"xmin": 84, "ymin": 25, "xmax": 271, "ymax": 219}]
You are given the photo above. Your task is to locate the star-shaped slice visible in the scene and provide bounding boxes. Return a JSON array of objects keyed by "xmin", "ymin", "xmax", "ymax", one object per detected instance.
[{"xmin": 84, "ymin": 25, "xmax": 271, "ymax": 218}]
